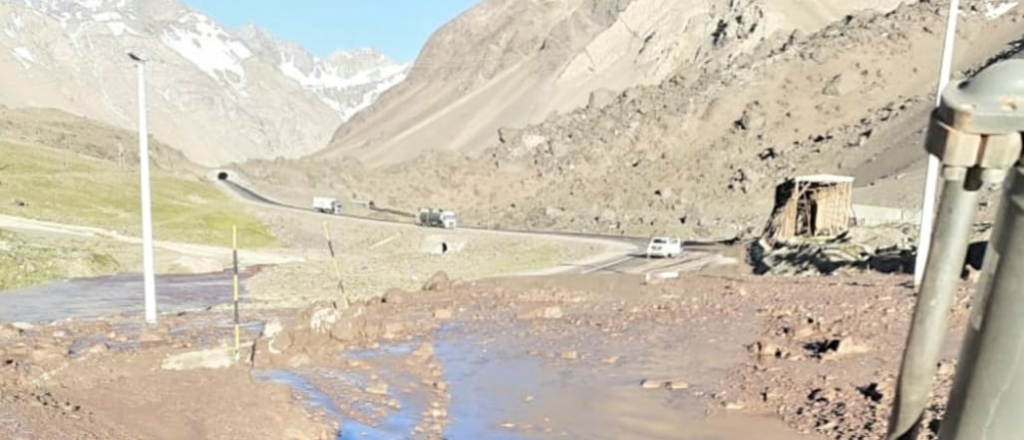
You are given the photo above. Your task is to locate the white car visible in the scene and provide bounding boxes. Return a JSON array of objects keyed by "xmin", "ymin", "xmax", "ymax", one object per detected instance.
[{"xmin": 646, "ymin": 237, "xmax": 682, "ymax": 258}]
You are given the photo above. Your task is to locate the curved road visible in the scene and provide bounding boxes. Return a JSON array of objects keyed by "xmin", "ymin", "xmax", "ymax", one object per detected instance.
[{"xmin": 216, "ymin": 177, "xmax": 728, "ymax": 275}]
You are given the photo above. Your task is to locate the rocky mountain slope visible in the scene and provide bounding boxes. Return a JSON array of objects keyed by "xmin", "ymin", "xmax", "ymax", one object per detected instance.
[
  {"xmin": 317, "ymin": 0, "xmax": 909, "ymax": 167},
  {"xmin": 241, "ymin": 0, "xmax": 1024, "ymax": 240},
  {"xmin": 0, "ymin": 0, "xmax": 409, "ymax": 167}
]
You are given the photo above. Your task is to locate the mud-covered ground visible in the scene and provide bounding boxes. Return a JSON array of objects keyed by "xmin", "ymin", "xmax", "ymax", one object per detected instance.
[{"xmin": 0, "ymin": 269, "xmax": 973, "ymax": 439}]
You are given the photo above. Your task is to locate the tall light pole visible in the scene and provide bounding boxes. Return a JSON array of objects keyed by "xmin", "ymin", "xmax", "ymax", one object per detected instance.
[
  {"xmin": 914, "ymin": 0, "xmax": 961, "ymax": 288},
  {"xmin": 129, "ymin": 51, "xmax": 157, "ymax": 325}
]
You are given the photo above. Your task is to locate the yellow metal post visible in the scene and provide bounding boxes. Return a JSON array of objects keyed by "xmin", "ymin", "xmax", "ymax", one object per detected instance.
[
  {"xmin": 322, "ymin": 221, "xmax": 342, "ymax": 287},
  {"xmin": 232, "ymin": 225, "xmax": 240, "ymax": 361}
]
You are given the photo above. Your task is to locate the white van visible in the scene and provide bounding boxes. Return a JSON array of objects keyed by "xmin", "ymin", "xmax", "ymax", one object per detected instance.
[{"xmin": 646, "ymin": 237, "xmax": 682, "ymax": 258}]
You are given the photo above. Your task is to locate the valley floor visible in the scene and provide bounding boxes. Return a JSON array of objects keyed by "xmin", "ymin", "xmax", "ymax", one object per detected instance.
[{"xmin": 0, "ymin": 267, "xmax": 967, "ymax": 440}]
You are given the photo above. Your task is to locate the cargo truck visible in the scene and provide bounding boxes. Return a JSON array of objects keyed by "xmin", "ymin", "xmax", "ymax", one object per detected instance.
[
  {"xmin": 312, "ymin": 197, "xmax": 343, "ymax": 215},
  {"xmin": 416, "ymin": 208, "xmax": 457, "ymax": 229}
]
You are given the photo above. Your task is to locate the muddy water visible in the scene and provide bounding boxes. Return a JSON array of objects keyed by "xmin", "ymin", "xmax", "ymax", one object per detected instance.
[
  {"xmin": 0, "ymin": 270, "xmax": 253, "ymax": 324},
  {"xmin": 257, "ymin": 320, "xmax": 808, "ymax": 440},
  {"xmin": 434, "ymin": 324, "xmax": 800, "ymax": 440}
]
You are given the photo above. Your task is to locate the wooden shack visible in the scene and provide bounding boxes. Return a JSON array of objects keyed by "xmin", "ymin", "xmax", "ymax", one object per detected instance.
[{"xmin": 762, "ymin": 174, "xmax": 854, "ymax": 243}]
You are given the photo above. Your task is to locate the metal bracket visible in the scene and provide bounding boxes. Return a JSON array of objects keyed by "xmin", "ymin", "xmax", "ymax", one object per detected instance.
[{"xmin": 925, "ymin": 60, "xmax": 1024, "ymax": 183}]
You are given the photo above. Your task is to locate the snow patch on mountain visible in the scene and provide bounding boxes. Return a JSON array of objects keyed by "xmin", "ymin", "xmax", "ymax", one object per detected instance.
[
  {"xmin": 11, "ymin": 46, "xmax": 36, "ymax": 68},
  {"xmin": 160, "ymin": 12, "xmax": 252, "ymax": 86}
]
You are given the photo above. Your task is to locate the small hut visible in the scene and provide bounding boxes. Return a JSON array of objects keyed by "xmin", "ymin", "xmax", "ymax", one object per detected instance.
[{"xmin": 762, "ymin": 174, "xmax": 854, "ymax": 243}]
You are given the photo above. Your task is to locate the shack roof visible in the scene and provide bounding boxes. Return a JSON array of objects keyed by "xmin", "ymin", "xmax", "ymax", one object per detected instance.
[{"xmin": 793, "ymin": 174, "xmax": 855, "ymax": 184}]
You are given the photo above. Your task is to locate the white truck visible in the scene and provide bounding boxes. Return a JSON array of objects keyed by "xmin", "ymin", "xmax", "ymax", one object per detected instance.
[
  {"xmin": 416, "ymin": 208, "xmax": 458, "ymax": 229},
  {"xmin": 312, "ymin": 197, "xmax": 343, "ymax": 215}
]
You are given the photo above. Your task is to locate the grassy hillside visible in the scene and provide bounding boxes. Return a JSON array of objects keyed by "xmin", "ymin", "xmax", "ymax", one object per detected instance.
[
  {"xmin": 0, "ymin": 229, "xmax": 121, "ymax": 291},
  {"xmin": 0, "ymin": 141, "xmax": 275, "ymax": 249}
]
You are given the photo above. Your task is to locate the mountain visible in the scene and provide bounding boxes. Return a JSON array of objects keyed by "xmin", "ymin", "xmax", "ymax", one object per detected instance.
[
  {"xmin": 242, "ymin": 0, "xmax": 1024, "ymax": 240},
  {"xmin": 237, "ymin": 24, "xmax": 410, "ymax": 121},
  {"xmin": 316, "ymin": 0, "xmax": 910, "ymax": 168},
  {"xmin": 0, "ymin": 0, "xmax": 409, "ymax": 167}
]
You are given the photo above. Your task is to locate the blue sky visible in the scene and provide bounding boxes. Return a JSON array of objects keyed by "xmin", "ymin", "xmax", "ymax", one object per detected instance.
[{"xmin": 185, "ymin": 0, "xmax": 481, "ymax": 62}]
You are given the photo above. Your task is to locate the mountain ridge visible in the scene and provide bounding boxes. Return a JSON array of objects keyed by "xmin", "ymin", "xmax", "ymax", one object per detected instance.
[{"xmin": 0, "ymin": 0, "xmax": 409, "ymax": 166}]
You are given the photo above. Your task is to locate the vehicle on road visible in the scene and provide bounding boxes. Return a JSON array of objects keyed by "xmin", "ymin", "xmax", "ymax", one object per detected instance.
[
  {"xmin": 416, "ymin": 208, "xmax": 458, "ymax": 229},
  {"xmin": 646, "ymin": 236, "xmax": 682, "ymax": 258},
  {"xmin": 312, "ymin": 197, "xmax": 343, "ymax": 215}
]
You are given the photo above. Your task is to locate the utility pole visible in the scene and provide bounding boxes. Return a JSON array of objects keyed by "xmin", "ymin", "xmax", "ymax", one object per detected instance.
[
  {"xmin": 117, "ymin": 141, "xmax": 125, "ymax": 171},
  {"xmin": 129, "ymin": 51, "xmax": 157, "ymax": 325},
  {"xmin": 914, "ymin": 0, "xmax": 961, "ymax": 288}
]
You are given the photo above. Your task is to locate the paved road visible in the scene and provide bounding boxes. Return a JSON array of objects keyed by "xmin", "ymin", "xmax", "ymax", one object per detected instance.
[{"xmin": 217, "ymin": 178, "xmax": 727, "ymax": 275}]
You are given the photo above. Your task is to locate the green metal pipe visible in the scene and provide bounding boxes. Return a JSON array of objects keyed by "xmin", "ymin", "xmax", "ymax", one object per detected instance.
[
  {"xmin": 887, "ymin": 169, "xmax": 981, "ymax": 440},
  {"xmin": 939, "ymin": 165, "xmax": 1024, "ymax": 439}
]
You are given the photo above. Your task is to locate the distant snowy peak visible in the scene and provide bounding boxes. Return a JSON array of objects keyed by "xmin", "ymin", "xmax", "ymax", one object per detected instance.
[
  {"xmin": 239, "ymin": 23, "xmax": 412, "ymax": 120},
  {"xmin": 36, "ymin": 0, "xmax": 129, "ymax": 11},
  {"xmin": 11, "ymin": 0, "xmax": 410, "ymax": 121}
]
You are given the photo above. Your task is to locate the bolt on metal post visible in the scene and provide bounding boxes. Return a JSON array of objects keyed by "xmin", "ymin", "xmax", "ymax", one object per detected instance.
[{"xmin": 886, "ymin": 59, "xmax": 1024, "ymax": 440}]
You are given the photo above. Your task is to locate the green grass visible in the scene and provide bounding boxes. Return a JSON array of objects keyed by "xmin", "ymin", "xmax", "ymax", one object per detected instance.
[
  {"xmin": 0, "ymin": 229, "xmax": 122, "ymax": 291},
  {"xmin": 0, "ymin": 142, "xmax": 275, "ymax": 248}
]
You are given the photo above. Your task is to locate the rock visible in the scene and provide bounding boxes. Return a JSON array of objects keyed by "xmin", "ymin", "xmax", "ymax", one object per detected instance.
[
  {"xmin": 383, "ymin": 322, "xmax": 405, "ymax": 338},
  {"xmin": 588, "ymin": 88, "xmax": 618, "ymax": 109},
  {"xmin": 724, "ymin": 401, "xmax": 745, "ymax": 411},
  {"xmin": 549, "ymin": 141, "xmax": 570, "ymax": 157},
  {"xmin": 522, "ymin": 134, "xmax": 548, "ymax": 150},
  {"xmin": 667, "ymin": 380, "xmax": 690, "ymax": 390},
  {"xmin": 809, "ymin": 387, "xmax": 838, "ymax": 403},
  {"xmin": 937, "ymin": 362, "xmax": 955, "ymax": 377},
  {"xmin": 330, "ymin": 315, "xmax": 368, "ymax": 342},
  {"xmin": 366, "ymin": 382, "xmax": 389, "ymax": 396},
  {"xmin": 139, "ymin": 332, "xmax": 164, "ymax": 343},
  {"xmin": 422, "ymin": 271, "xmax": 452, "ymax": 292},
  {"xmin": 433, "ymin": 309, "xmax": 454, "ymax": 319},
  {"xmin": 823, "ymin": 73, "xmax": 861, "ymax": 96},
  {"xmin": 793, "ymin": 325, "xmax": 817, "ymax": 340},
  {"xmin": 413, "ymin": 342, "xmax": 435, "ymax": 359},
  {"xmin": 302, "ymin": 302, "xmax": 347, "ymax": 334},
  {"xmin": 834, "ymin": 338, "xmax": 872, "ymax": 356},
  {"xmin": 544, "ymin": 206, "xmax": 565, "ymax": 218},
  {"xmin": 286, "ymin": 353, "xmax": 311, "ymax": 368},
  {"xmin": 30, "ymin": 344, "xmax": 66, "ymax": 363},
  {"xmin": 738, "ymin": 108, "xmax": 767, "ymax": 131},
  {"xmin": 161, "ymin": 348, "xmax": 233, "ymax": 371},
  {"xmin": 381, "ymin": 289, "xmax": 407, "ymax": 305},
  {"xmin": 262, "ymin": 320, "xmax": 285, "ymax": 338},
  {"xmin": 85, "ymin": 343, "xmax": 109, "ymax": 355},
  {"xmin": 561, "ymin": 350, "xmax": 579, "ymax": 360},
  {"xmin": 749, "ymin": 340, "xmax": 785, "ymax": 359},
  {"xmin": 542, "ymin": 307, "xmax": 563, "ymax": 319},
  {"xmin": 0, "ymin": 324, "xmax": 24, "ymax": 339},
  {"xmin": 268, "ymin": 330, "xmax": 293, "ymax": 354},
  {"xmin": 497, "ymin": 127, "xmax": 521, "ymax": 144},
  {"xmin": 640, "ymin": 379, "xmax": 665, "ymax": 389},
  {"xmin": 10, "ymin": 322, "xmax": 33, "ymax": 331}
]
